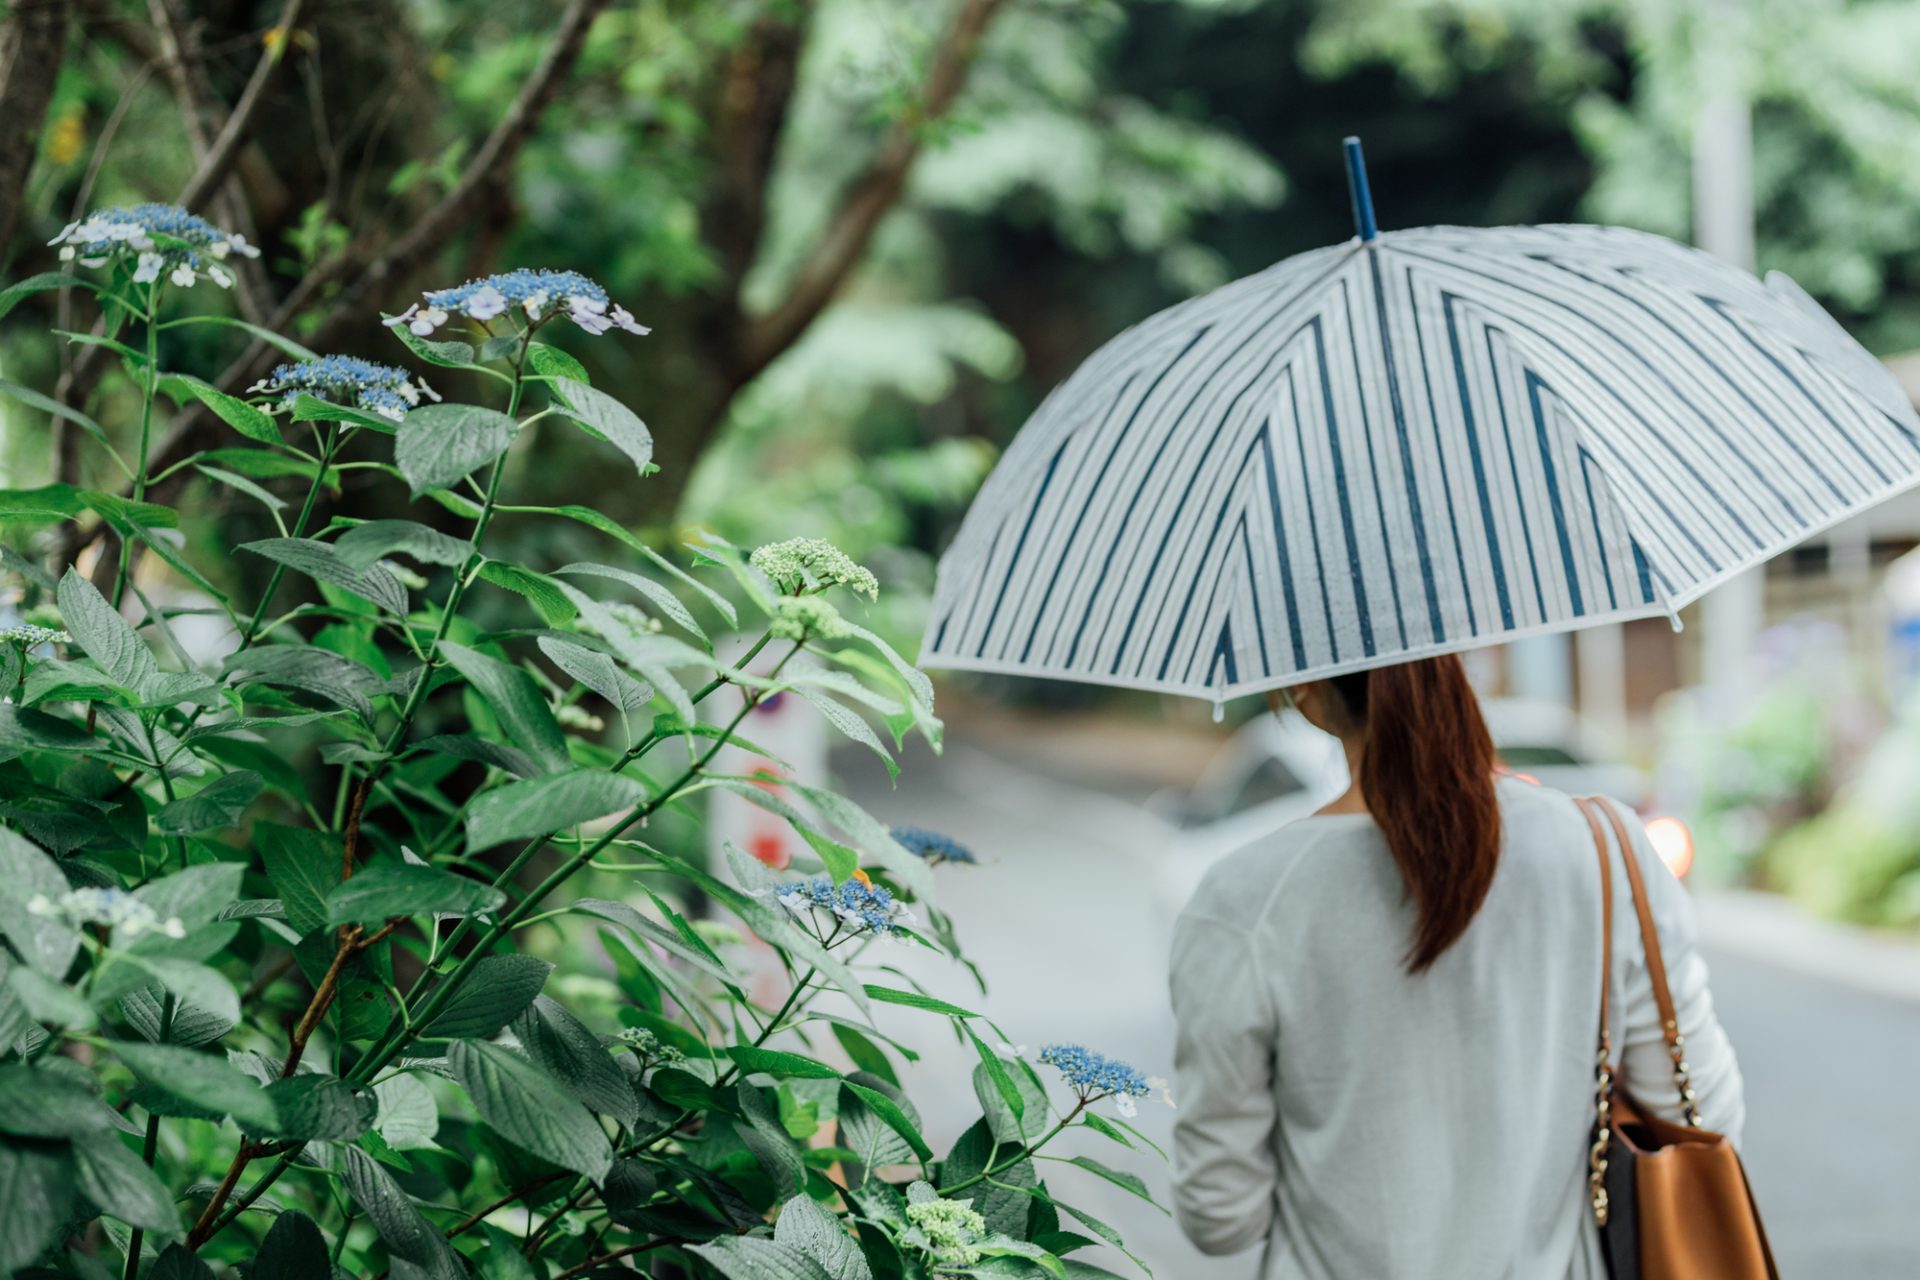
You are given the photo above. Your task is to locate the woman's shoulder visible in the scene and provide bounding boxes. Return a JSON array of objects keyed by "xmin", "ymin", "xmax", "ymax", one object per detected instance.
[{"xmin": 1176, "ymin": 813, "xmax": 1371, "ymax": 934}]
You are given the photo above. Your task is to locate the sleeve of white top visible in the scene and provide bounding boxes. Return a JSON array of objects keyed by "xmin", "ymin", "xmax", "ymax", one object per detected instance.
[
  {"xmin": 1605, "ymin": 798, "xmax": 1746, "ymax": 1145},
  {"xmin": 1168, "ymin": 908, "xmax": 1279, "ymax": 1256}
]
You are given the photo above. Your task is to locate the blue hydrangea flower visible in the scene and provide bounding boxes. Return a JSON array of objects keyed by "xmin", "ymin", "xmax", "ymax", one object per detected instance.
[
  {"xmin": 248, "ymin": 354, "xmax": 437, "ymax": 423},
  {"xmin": 48, "ymin": 203, "xmax": 258, "ymax": 288},
  {"xmin": 1038, "ymin": 1043, "xmax": 1170, "ymax": 1117},
  {"xmin": 774, "ymin": 874, "xmax": 915, "ymax": 941},
  {"xmin": 889, "ymin": 824, "xmax": 977, "ymax": 867},
  {"xmin": 28, "ymin": 887, "xmax": 184, "ymax": 941},
  {"xmin": 384, "ymin": 268, "xmax": 649, "ymax": 338}
]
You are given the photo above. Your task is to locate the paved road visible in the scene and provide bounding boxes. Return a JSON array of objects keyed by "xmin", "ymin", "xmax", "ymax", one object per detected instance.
[{"xmin": 839, "ymin": 740, "xmax": 1920, "ymax": 1278}]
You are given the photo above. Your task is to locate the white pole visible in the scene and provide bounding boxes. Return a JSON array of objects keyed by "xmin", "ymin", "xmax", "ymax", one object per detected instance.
[{"xmin": 1694, "ymin": 2, "xmax": 1764, "ymax": 702}]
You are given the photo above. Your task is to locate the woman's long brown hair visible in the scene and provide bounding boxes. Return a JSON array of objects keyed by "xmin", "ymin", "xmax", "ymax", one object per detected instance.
[{"xmin": 1328, "ymin": 654, "xmax": 1501, "ymax": 973}]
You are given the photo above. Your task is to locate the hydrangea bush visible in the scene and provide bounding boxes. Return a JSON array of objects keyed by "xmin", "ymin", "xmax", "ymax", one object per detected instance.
[{"xmin": 0, "ymin": 210, "xmax": 1166, "ymax": 1279}]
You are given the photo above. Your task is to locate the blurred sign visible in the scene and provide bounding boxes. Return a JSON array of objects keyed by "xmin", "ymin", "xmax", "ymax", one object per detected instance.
[
  {"xmin": 706, "ymin": 635, "xmax": 824, "ymax": 873},
  {"xmin": 1885, "ymin": 548, "xmax": 1920, "ymax": 696}
]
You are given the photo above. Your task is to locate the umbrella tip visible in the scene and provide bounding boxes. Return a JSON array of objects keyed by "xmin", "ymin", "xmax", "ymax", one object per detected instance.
[{"xmin": 1343, "ymin": 136, "xmax": 1379, "ymax": 244}]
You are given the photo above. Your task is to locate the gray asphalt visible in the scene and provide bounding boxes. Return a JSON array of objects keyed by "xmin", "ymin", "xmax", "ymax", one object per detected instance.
[{"xmin": 839, "ymin": 741, "xmax": 1920, "ymax": 1278}]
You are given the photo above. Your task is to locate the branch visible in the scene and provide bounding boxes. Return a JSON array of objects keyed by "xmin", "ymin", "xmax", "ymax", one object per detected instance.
[
  {"xmin": 177, "ymin": 0, "xmax": 312, "ymax": 213},
  {"xmin": 0, "ymin": 1, "xmax": 72, "ymax": 263},
  {"xmin": 703, "ymin": 7, "xmax": 814, "ymax": 309},
  {"xmin": 737, "ymin": 0, "xmax": 1006, "ymax": 378},
  {"xmin": 133, "ymin": 0, "xmax": 611, "ymax": 496}
]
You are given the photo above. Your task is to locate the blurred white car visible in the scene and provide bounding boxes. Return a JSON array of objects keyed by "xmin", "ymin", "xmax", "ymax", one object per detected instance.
[{"xmin": 1151, "ymin": 698, "xmax": 1693, "ymax": 907}]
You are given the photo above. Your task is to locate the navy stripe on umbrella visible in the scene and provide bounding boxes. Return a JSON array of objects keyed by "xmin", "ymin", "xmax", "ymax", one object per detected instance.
[{"xmin": 921, "ymin": 140, "xmax": 1920, "ymax": 704}]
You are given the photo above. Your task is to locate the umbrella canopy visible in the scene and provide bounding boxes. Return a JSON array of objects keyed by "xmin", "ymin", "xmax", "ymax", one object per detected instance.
[{"xmin": 920, "ymin": 139, "xmax": 1920, "ymax": 705}]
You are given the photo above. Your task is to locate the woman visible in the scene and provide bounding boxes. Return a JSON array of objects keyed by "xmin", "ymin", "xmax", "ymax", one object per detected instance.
[{"xmin": 1168, "ymin": 654, "xmax": 1744, "ymax": 1280}]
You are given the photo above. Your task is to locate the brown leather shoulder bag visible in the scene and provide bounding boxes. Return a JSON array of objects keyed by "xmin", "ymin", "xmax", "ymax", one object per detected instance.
[{"xmin": 1574, "ymin": 796, "xmax": 1779, "ymax": 1280}]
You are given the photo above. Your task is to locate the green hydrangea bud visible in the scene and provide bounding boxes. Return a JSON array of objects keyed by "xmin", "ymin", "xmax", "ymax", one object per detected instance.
[
  {"xmin": 749, "ymin": 537, "xmax": 879, "ymax": 601},
  {"xmin": 768, "ymin": 596, "xmax": 852, "ymax": 641}
]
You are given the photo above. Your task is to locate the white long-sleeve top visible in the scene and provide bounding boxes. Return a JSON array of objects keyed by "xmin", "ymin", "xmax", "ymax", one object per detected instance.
[{"xmin": 1169, "ymin": 778, "xmax": 1744, "ymax": 1280}]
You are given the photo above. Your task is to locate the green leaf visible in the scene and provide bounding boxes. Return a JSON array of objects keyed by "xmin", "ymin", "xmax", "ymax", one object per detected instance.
[
  {"xmin": 439, "ymin": 642, "xmax": 571, "ymax": 774},
  {"xmin": 863, "ymin": 985, "xmax": 978, "ymax": 1019},
  {"xmin": 726, "ymin": 1046, "xmax": 841, "ymax": 1081},
  {"xmin": 690, "ymin": 1237, "xmax": 837, "ymax": 1280},
  {"xmin": 334, "ymin": 519, "xmax": 472, "ymax": 572},
  {"xmin": 476, "ymin": 561, "xmax": 577, "ymax": 626},
  {"xmin": 968, "ymin": 1027, "xmax": 1036, "ymax": 1142},
  {"xmin": 447, "ymin": 1038, "xmax": 613, "ymax": 1181},
  {"xmin": 166, "ymin": 313, "xmax": 319, "ymax": 360},
  {"xmin": 842, "ymin": 1080, "xmax": 932, "ymax": 1163},
  {"xmin": 830, "ymin": 1024, "xmax": 898, "ymax": 1088},
  {"xmin": 74, "ymin": 1129, "xmax": 180, "ymax": 1235},
  {"xmin": 0, "ymin": 826, "xmax": 80, "ymax": 974},
  {"xmin": 512, "ymin": 995, "xmax": 638, "ymax": 1127},
  {"xmin": 0, "ymin": 1140, "xmax": 76, "ymax": 1272},
  {"xmin": 0, "ymin": 1063, "xmax": 118, "ymax": 1137},
  {"xmin": 225, "ymin": 644, "xmax": 384, "ymax": 722},
  {"xmin": 372, "ymin": 1072, "xmax": 439, "ymax": 1149},
  {"xmin": 1, "ymin": 378, "xmax": 113, "ymax": 453},
  {"xmin": 557, "ymin": 561, "xmax": 705, "ymax": 643},
  {"xmin": 528, "ymin": 342, "xmax": 589, "ymax": 386},
  {"xmin": 118, "ymin": 957, "xmax": 240, "ymax": 1031},
  {"xmin": 548, "ymin": 581, "xmax": 696, "ymax": 724},
  {"xmin": 254, "ymin": 1210, "xmax": 333, "ymax": 1280},
  {"xmin": 0, "ymin": 702, "xmax": 97, "ymax": 755},
  {"xmin": 736, "ymin": 1080, "xmax": 806, "ymax": 1198},
  {"xmin": 121, "ymin": 986, "xmax": 235, "ymax": 1047},
  {"xmin": 385, "ymin": 323, "xmax": 478, "ymax": 369},
  {"xmin": 413, "ymin": 732, "xmax": 539, "ymax": 779},
  {"xmin": 555, "ymin": 378, "xmax": 653, "ymax": 475},
  {"xmin": 340, "ymin": 1144, "xmax": 465, "ymax": 1278},
  {"xmin": 196, "ymin": 463, "xmax": 288, "ymax": 513},
  {"xmin": 159, "ymin": 373, "xmax": 281, "ymax": 443},
  {"xmin": 154, "ymin": 771, "xmax": 263, "ymax": 834},
  {"xmin": 114, "ymin": 1041, "xmax": 278, "ymax": 1130},
  {"xmin": 257, "ymin": 821, "xmax": 344, "ymax": 938},
  {"xmin": 420, "ymin": 954, "xmax": 551, "ymax": 1039},
  {"xmin": 58, "ymin": 567, "xmax": 156, "ymax": 695},
  {"xmin": 394, "ymin": 403, "xmax": 516, "ymax": 496},
  {"xmin": 464, "ymin": 768, "xmax": 644, "ymax": 850},
  {"xmin": 0, "ymin": 270, "xmax": 93, "ymax": 320},
  {"xmin": 134, "ymin": 863, "xmax": 249, "ymax": 933},
  {"xmin": 538, "ymin": 635, "xmax": 652, "ymax": 714},
  {"xmin": 325, "ymin": 862, "xmax": 505, "ymax": 926},
  {"xmin": 1063, "ymin": 1157, "xmax": 1167, "ymax": 1212},
  {"xmin": 794, "ymin": 686, "xmax": 896, "ymax": 780},
  {"xmin": 291, "ymin": 391, "xmax": 400, "ymax": 432},
  {"xmin": 265, "ymin": 1074, "xmax": 379, "ymax": 1141},
  {"xmin": 239, "ymin": 537, "xmax": 409, "ymax": 614},
  {"xmin": 775, "ymin": 1192, "xmax": 874, "ymax": 1280}
]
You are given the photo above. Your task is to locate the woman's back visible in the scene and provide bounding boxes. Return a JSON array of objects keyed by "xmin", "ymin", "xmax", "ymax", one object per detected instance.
[{"xmin": 1169, "ymin": 777, "xmax": 1745, "ymax": 1280}]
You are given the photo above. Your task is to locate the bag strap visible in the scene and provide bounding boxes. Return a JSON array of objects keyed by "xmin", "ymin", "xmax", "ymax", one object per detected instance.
[
  {"xmin": 1590, "ymin": 797, "xmax": 1704, "ymax": 1128},
  {"xmin": 1575, "ymin": 797, "xmax": 1617, "ymax": 1227}
]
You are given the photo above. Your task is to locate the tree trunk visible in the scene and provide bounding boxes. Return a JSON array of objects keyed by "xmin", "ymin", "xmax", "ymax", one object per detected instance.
[{"xmin": 0, "ymin": 1, "xmax": 70, "ymax": 266}]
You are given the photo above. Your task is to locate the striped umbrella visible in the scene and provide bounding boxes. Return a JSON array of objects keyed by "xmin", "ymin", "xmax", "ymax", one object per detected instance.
[{"xmin": 920, "ymin": 138, "xmax": 1920, "ymax": 707}]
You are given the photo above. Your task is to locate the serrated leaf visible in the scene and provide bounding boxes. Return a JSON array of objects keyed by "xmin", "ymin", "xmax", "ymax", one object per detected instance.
[
  {"xmin": 58, "ymin": 567, "xmax": 157, "ymax": 694},
  {"xmin": 114, "ymin": 1041, "xmax": 277, "ymax": 1130},
  {"xmin": 969, "ymin": 1027, "xmax": 1040, "ymax": 1142},
  {"xmin": 412, "ymin": 732, "xmax": 539, "ymax": 779},
  {"xmin": 257, "ymin": 822, "xmax": 344, "ymax": 938},
  {"xmin": 0, "ymin": 827, "xmax": 80, "ymax": 974},
  {"xmin": 557, "ymin": 561, "xmax": 704, "ymax": 642},
  {"xmin": 0, "ymin": 1138, "xmax": 75, "ymax": 1271},
  {"xmin": 373, "ymin": 1072, "xmax": 439, "ymax": 1149},
  {"xmin": 265, "ymin": 1074, "xmax": 379, "ymax": 1141},
  {"xmin": 448, "ymin": 1038, "xmax": 612, "ymax": 1180},
  {"xmin": 291, "ymin": 391, "xmax": 401, "ymax": 432},
  {"xmin": 1063, "ymin": 1156, "xmax": 1166, "ymax": 1211},
  {"xmin": 735, "ymin": 1080, "xmax": 805, "ymax": 1198},
  {"xmin": 254, "ymin": 1209, "xmax": 332, "ymax": 1280},
  {"xmin": 528, "ymin": 342, "xmax": 589, "ymax": 387},
  {"xmin": 224, "ymin": 644, "xmax": 385, "ymax": 722},
  {"xmin": 1, "ymin": 377, "xmax": 112, "ymax": 452},
  {"xmin": 394, "ymin": 402, "xmax": 516, "ymax": 495},
  {"xmin": 0, "ymin": 1062, "xmax": 118, "ymax": 1137},
  {"xmin": 119, "ymin": 957, "xmax": 240, "ymax": 1031},
  {"xmin": 691, "ymin": 1237, "xmax": 838, "ymax": 1280},
  {"xmin": 538, "ymin": 635, "xmax": 652, "ymax": 714},
  {"xmin": 512, "ymin": 995, "xmax": 638, "ymax": 1127},
  {"xmin": 239, "ymin": 537, "xmax": 409, "ymax": 614},
  {"xmin": 439, "ymin": 642, "xmax": 571, "ymax": 774},
  {"xmin": 74, "ymin": 1129, "xmax": 180, "ymax": 1235},
  {"xmin": 159, "ymin": 372, "xmax": 280, "ymax": 443},
  {"xmin": 475, "ymin": 561, "xmax": 576, "ymax": 626},
  {"xmin": 464, "ymin": 768, "xmax": 644, "ymax": 850},
  {"xmin": 794, "ymin": 686, "xmax": 896, "ymax": 779},
  {"xmin": 154, "ymin": 771, "xmax": 263, "ymax": 835},
  {"xmin": 555, "ymin": 378, "xmax": 652, "ymax": 475},
  {"xmin": 340, "ymin": 1143, "xmax": 465, "ymax": 1277},
  {"xmin": 727, "ymin": 1046, "xmax": 841, "ymax": 1081},
  {"xmin": 385, "ymin": 322, "xmax": 478, "ymax": 369},
  {"xmin": 325, "ymin": 862, "xmax": 505, "ymax": 926},
  {"xmin": 775, "ymin": 1193, "xmax": 873, "ymax": 1280},
  {"xmin": 548, "ymin": 580, "xmax": 696, "ymax": 724},
  {"xmin": 0, "ymin": 270, "xmax": 91, "ymax": 320},
  {"xmin": 335, "ymin": 519, "xmax": 472, "ymax": 572},
  {"xmin": 420, "ymin": 954, "xmax": 551, "ymax": 1039},
  {"xmin": 121, "ymin": 986, "xmax": 234, "ymax": 1047},
  {"xmin": 863, "ymin": 985, "xmax": 977, "ymax": 1018},
  {"xmin": 842, "ymin": 1080, "xmax": 931, "ymax": 1164}
]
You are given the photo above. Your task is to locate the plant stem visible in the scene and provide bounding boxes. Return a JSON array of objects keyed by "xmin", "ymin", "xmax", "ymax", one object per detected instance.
[
  {"xmin": 936, "ymin": 1098, "xmax": 1091, "ymax": 1199},
  {"xmin": 122, "ymin": 993, "xmax": 175, "ymax": 1280},
  {"xmin": 237, "ymin": 423, "xmax": 343, "ymax": 646},
  {"xmin": 347, "ymin": 640, "xmax": 803, "ymax": 1088},
  {"xmin": 109, "ymin": 281, "xmax": 161, "ymax": 610}
]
